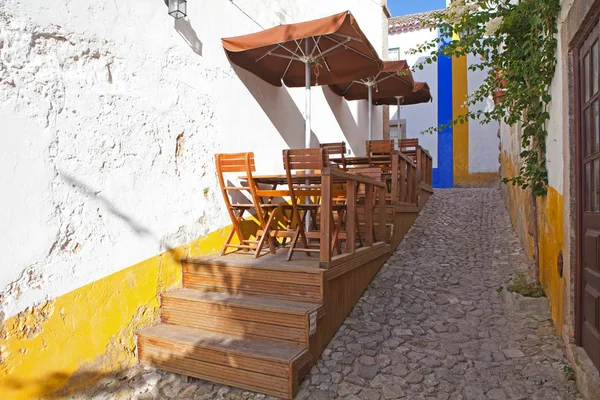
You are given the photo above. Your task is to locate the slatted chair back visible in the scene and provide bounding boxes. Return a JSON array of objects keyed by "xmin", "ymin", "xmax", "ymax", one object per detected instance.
[
  {"xmin": 350, "ymin": 168, "xmax": 382, "ymax": 197},
  {"xmin": 320, "ymin": 142, "xmax": 347, "ymax": 169},
  {"xmin": 399, "ymin": 138, "xmax": 419, "ymax": 160},
  {"xmin": 215, "ymin": 153, "xmax": 268, "ymax": 256},
  {"xmin": 215, "ymin": 152, "xmax": 260, "ymax": 208},
  {"xmin": 366, "ymin": 140, "xmax": 394, "ymax": 171},
  {"xmin": 282, "ymin": 148, "xmax": 329, "ymax": 199}
]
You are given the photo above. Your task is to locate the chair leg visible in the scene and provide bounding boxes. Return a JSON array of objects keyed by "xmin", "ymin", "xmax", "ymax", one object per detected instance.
[
  {"xmin": 355, "ymin": 212, "xmax": 364, "ymax": 248},
  {"xmin": 220, "ymin": 210, "xmax": 246, "ymax": 255},
  {"xmin": 220, "ymin": 226, "xmax": 236, "ymax": 256},
  {"xmin": 287, "ymin": 210, "xmax": 311, "ymax": 261},
  {"xmin": 255, "ymin": 208, "xmax": 278, "ymax": 258},
  {"xmin": 332, "ymin": 209, "xmax": 344, "ymax": 255}
]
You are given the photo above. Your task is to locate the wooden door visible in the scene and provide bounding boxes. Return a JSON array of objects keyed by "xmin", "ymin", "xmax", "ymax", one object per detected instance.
[{"xmin": 579, "ymin": 22, "xmax": 600, "ymax": 372}]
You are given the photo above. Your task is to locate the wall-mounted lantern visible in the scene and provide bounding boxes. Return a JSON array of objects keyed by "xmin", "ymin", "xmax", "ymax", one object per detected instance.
[{"xmin": 164, "ymin": 0, "xmax": 187, "ymax": 19}]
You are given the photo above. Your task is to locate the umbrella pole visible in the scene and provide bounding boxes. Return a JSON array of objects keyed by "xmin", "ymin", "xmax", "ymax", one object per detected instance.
[
  {"xmin": 397, "ymin": 96, "xmax": 401, "ymax": 140},
  {"xmin": 305, "ymin": 60, "xmax": 311, "ymax": 149},
  {"xmin": 368, "ymin": 85, "xmax": 373, "ymax": 141},
  {"xmin": 304, "ymin": 43, "xmax": 311, "ymax": 233}
]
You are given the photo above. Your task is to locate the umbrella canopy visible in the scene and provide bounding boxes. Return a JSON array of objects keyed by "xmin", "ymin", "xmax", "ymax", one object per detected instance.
[
  {"xmin": 222, "ymin": 11, "xmax": 383, "ymax": 150},
  {"xmin": 328, "ymin": 60, "xmax": 414, "ymax": 100},
  {"xmin": 373, "ymin": 82, "xmax": 433, "ymax": 141},
  {"xmin": 327, "ymin": 60, "xmax": 417, "ymax": 140},
  {"xmin": 373, "ymin": 82, "xmax": 433, "ymax": 106},
  {"xmin": 222, "ymin": 11, "xmax": 383, "ymax": 88}
]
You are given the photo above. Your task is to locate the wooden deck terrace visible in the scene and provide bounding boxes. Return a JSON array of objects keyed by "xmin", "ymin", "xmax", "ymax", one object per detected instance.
[{"xmin": 137, "ymin": 147, "xmax": 434, "ymax": 399}]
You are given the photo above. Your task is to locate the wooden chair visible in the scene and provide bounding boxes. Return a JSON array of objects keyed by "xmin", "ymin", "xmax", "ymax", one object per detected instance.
[
  {"xmin": 366, "ymin": 140, "xmax": 394, "ymax": 171},
  {"xmin": 399, "ymin": 138, "xmax": 419, "ymax": 161},
  {"xmin": 320, "ymin": 142, "xmax": 347, "ymax": 169},
  {"xmin": 215, "ymin": 153, "xmax": 279, "ymax": 258},
  {"xmin": 282, "ymin": 148, "xmax": 346, "ymax": 261}
]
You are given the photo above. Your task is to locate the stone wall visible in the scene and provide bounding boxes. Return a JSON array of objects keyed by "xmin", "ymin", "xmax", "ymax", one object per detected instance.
[{"xmin": 0, "ymin": 0, "xmax": 388, "ymax": 397}]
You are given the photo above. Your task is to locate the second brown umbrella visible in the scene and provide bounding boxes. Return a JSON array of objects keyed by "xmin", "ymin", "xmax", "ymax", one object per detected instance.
[
  {"xmin": 373, "ymin": 82, "xmax": 433, "ymax": 140},
  {"xmin": 328, "ymin": 60, "xmax": 415, "ymax": 140}
]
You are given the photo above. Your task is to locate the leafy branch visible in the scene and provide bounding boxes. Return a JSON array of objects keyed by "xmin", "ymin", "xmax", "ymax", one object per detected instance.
[{"xmin": 410, "ymin": 0, "xmax": 561, "ymax": 196}]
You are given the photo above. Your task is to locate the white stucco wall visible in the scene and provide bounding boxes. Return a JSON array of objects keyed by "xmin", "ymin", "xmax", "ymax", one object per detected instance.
[
  {"xmin": 388, "ymin": 28, "xmax": 439, "ymax": 168},
  {"xmin": 467, "ymin": 53, "xmax": 500, "ymax": 174},
  {"xmin": 0, "ymin": 0, "xmax": 387, "ymax": 319}
]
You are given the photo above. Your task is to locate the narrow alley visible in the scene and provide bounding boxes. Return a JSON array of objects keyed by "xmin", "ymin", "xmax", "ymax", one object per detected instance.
[{"xmin": 77, "ymin": 189, "xmax": 581, "ymax": 400}]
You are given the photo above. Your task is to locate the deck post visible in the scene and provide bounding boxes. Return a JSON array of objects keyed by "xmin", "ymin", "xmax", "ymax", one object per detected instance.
[
  {"xmin": 399, "ymin": 158, "xmax": 406, "ymax": 203},
  {"xmin": 364, "ymin": 183, "xmax": 374, "ymax": 247},
  {"xmin": 378, "ymin": 186, "xmax": 386, "ymax": 242},
  {"xmin": 345, "ymin": 180, "xmax": 356, "ymax": 254},
  {"xmin": 391, "ymin": 153, "xmax": 399, "ymax": 203},
  {"xmin": 320, "ymin": 170, "xmax": 332, "ymax": 264},
  {"xmin": 416, "ymin": 146, "xmax": 423, "ymax": 185}
]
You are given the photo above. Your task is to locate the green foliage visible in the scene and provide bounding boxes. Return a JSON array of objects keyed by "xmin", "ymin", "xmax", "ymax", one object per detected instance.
[
  {"xmin": 559, "ymin": 360, "xmax": 576, "ymax": 381},
  {"xmin": 507, "ymin": 271, "xmax": 546, "ymax": 298},
  {"xmin": 411, "ymin": 0, "xmax": 561, "ymax": 197}
]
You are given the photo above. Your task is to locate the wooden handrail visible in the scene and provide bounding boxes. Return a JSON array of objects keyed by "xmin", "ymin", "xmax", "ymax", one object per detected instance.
[{"xmin": 319, "ymin": 168, "xmax": 386, "ymax": 266}]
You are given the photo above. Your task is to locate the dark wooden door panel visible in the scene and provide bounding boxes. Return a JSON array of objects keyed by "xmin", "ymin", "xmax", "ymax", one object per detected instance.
[{"xmin": 579, "ymin": 21, "xmax": 600, "ymax": 374}]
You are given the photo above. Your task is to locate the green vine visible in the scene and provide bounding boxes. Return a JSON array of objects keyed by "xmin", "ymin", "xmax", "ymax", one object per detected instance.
[{"xmin": 411, "ymin": 0, "xmax": 561, "ymax": 196}]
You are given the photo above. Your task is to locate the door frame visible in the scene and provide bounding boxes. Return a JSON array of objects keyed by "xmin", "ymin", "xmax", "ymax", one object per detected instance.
[
  {"xmin": 573, "ymin": 9, "xmax": 600, "ymax": 347},
  {"xmin": 574, "ymin": 38, "xmax": 583, "ymax": 347}
]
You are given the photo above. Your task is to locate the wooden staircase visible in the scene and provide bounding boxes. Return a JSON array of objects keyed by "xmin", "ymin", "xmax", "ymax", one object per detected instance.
[{"xmin": 136, "ymin": 256, "xmax": 323, "ymax": 399}]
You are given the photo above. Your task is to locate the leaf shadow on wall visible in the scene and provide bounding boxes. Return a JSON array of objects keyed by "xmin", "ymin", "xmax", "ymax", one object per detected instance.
[
  {"xmin": 230, "ymin": 64, "xmax": 319, "ymax": 149},
  {"xmin": 175, "ymin": 18, "xmax": 203, "ymax": 56},
  {"xmin": 322, "ymin": 86, "xmax": 366, "ymax": 156}
]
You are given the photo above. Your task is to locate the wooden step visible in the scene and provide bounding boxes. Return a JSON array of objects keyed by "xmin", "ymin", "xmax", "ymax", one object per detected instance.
[
  {"xmin": 182, "ymin": 257, "xmax": 323, "ymax": 303},
  {"xmin": 137, "ymin": 324, "xmax": 311, "ymax": 399},
  {"xmin": 161, "ymin": 289, "xmax": 320, "ymax": 346}
]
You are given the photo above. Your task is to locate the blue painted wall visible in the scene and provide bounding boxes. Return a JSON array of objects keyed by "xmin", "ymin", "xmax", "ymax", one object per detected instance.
[{"xmin": 433, "ymin": 46, "xmax": 453, "ymax": 188}]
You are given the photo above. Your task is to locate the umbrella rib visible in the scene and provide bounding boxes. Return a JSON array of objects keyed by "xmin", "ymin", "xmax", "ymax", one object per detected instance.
[
  {"xmin": 341, "ymin": 81, "xmax": 357, "ymax": 95},
  {"xmin": 256, "ymin": 43, "xmax": 304, "ymax": 63},
  {"xmin": 330, "ymin": 32, "xmax": 361, "ymax": 42},
  {"xmin": 313, "ymin": 37, "xmax": 332, "ymax": 72},
  {"xmin": 315, "ymin": 37, "xmax": 351, "ymax": 59},
  {"xmin": 294, "ymin": 39, "xmax": 306, "ymax": 58},
  {"xmin": 281, "ymin": 57, "xmax": 294, "ymax": 80},
  {"xmin": 309, "ymin": 36, "xmax": 321, "ymax": 58},
  {"xmin": 386, "ymin": 72, "xmax": 415, "ymax": 89},
  {"xmin": 324, "ymin": 35, "xmax": 378, "ymax": 62}
]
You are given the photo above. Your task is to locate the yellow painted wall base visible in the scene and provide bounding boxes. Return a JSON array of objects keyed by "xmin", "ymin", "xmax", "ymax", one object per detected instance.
[
  {"xmin": 537, "ymin": 186, "xmax": 565, "ymax": 334},
  {"xmin": 454, "ymin": 172, "xmax": 500, "ymax": 188},
  {"xmin": 0, "ymin": 224, "xmax": 237, "ymax": 400},
  {"xmin": 500, "ymin": 151, "xmax": 564, "ymax": 335}
]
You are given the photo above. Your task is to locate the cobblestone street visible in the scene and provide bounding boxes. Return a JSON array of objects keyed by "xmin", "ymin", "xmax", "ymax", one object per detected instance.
[{"xmin": 77, "ymin": 189, "xmax": 581, "ymax": 400}]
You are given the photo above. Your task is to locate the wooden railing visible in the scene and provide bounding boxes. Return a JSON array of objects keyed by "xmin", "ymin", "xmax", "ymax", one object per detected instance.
[
  {"xmin": 416, "ymin": 146, "xmax": 433, "ymax": 187},
  {"xmin": 389, "ymin": 152, "xmax": 419, "ymax": 205},
  {"xmin": 320, "ymin": 168, "xmax": 386, "ymax": 266}
]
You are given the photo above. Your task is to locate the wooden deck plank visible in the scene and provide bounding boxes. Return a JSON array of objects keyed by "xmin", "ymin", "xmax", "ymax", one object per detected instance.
[
  {"xmin": 182, "ymin": 263, "xmax": 321, "ymax": 286},
  {"xmin": 182, "ymin": 248, "xmax": 322, "ymax": 272},
  {"xmin": 163, "ymin": 289, "xmax": 319, "ymax": 315},
  {"xmin": 183, "ymin": 274, "xmax": 322, "ymax": 301},
  {"xmin": 138, "ymin": 324, "xmax": 304, "ymax": 362},
  {"xmin": 140, "ymin": 350, "xmax": 289, "ymax": 397},
  {"xmin": 161, "ymin": 310, "xmax": 307, "ymax": 346}
]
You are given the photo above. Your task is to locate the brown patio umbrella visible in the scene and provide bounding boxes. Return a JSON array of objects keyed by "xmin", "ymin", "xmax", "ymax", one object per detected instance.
[
  {"xmin": 372, "ymin": 82, "xmax": 433, "ymax": 106},
  {"xmin": 373, "ymin": 82, "xmax": 433, "ymax": 140},
  {"xmin": 222, "ymin": 11, "xmax": 383, "ymax": 148},
  {"xmin": 328, "ymin": 60, "xmax": 416, "ymax": 140}
]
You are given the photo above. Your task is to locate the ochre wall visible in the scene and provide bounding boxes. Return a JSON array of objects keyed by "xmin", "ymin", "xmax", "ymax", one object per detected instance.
[
  {"xmin": 537, "ymin": 186, "xmax": 565, "ymax": 334},
  {"xmin": 500, "ymin": 150, "xmax": 565, "ymax": 335},
  {"xmin": 0, "ymin": 226, "xmax": 233, "ymax": 400},
  {"xmin": 452, "ymin": 55, "xmax": 500, "ymax": 187}
]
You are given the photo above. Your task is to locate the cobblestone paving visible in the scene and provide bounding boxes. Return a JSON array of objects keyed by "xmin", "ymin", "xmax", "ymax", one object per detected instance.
[{"xmin": 73, "ymin": 189, "xmax": 581, "ymax": 400}]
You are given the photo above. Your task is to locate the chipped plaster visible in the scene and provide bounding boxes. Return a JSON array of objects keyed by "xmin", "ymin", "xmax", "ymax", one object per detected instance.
[{"xmin": 0, "ymin": 0, "xmax": 387, "ymax": 323}]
